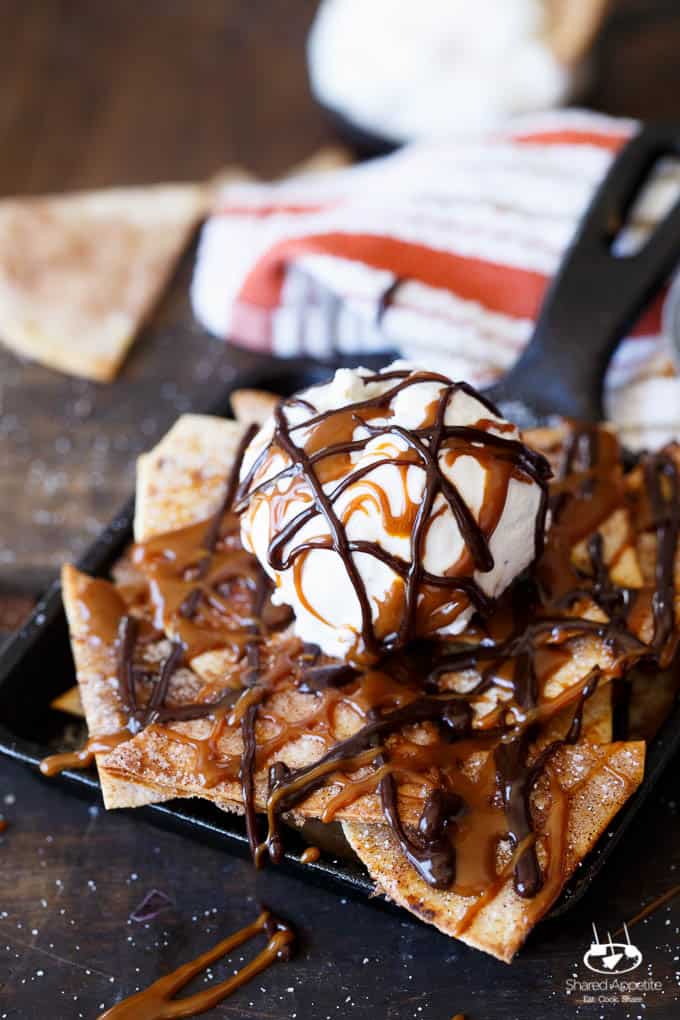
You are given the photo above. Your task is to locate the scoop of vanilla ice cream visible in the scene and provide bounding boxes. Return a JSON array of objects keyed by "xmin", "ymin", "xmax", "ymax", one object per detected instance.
[
  {"xmin": 307, "ymin": 0, "xmax": 569, "ymax": 142},
  {"xmin": 239, "ymin": 364, "xmax": 546, "ymax": 661}
]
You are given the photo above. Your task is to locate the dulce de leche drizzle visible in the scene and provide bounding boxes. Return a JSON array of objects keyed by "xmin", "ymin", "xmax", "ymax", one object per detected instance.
[
  {"xmin": 40, "ymin": 424, "xmax": 291, "ymax": 781},
  {"xmin": 254, "ymin": 420, "xmax": 665, "ymax": 900},
  {"xmin": 40, "ymin": 731, "xmax": 131, "ymax": 777},
  {"xmin": 97, "ymin": 908, "xmax": 294, "ymax": 1020},
  {"xmin": 237, "ymin": 370, "xmax": 552, "ymax": 662},
  {"xmin": 51, "ymin": 383, "xmax": 680, "ymax": 917},
  {"xmin": 644, "ymin": 450, "xmax": 680, "ymax": 657},
  {"xmin": 131, "ymin": 423, "xmax": 290, "ymax": 662}
]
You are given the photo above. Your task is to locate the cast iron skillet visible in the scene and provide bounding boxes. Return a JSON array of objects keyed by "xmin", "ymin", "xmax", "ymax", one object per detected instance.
[{"xmin": 486, "ymin": 122, "xmax": 680, "ymax": 428}]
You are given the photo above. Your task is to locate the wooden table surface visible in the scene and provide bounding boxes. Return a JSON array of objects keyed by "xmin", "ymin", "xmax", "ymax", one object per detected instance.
[{"xmin": 2, "ymin": 2, "xmax": 680, "ymax": 1018}]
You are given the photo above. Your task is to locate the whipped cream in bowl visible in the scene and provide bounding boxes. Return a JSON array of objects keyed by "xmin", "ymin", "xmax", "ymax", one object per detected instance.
[{"xmin": 237, "ymin": 363, "xmax": 551, "ymax": 664}]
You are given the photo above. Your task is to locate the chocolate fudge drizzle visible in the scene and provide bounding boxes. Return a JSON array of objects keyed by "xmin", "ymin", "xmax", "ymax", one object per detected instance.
[
  {"xmin": 39, "ymin": 423, "xmax": 287, "ymax": 778},
  {"xmin": 644, "ymin": 450, "xmax": 680, "ymax": 654},
  {"xmin": 242, "ymin": 410, "xmax": 670, "ymax": 897},
  {"xmin": 236, "ymin": 369, "xmax": 552, "ymax": 660},
  {"xmin": 97, "ymin": 907, "xmax": 294, "ymax": 1020},
  {"xmin": 50, "ymin": 373, "xmax": 680, "ymax": 914}
]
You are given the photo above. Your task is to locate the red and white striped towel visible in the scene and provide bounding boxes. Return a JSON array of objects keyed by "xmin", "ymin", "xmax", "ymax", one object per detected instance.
[{"xmin": 191, "ymin": 111, "xmax": 680, "ymax": 450}]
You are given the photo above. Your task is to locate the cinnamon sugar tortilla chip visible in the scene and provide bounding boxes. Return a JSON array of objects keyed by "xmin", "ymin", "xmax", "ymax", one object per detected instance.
[
  {"xmin": 523, "ymin": 422, "xmax": 572, "ymax": 475},
  {"xmin": 342, "ymin": 740, "xmax": 645, "ymax": 962},
  {"xmin": 627, "ymin": 662, "xmax": 680, "ymax": 741},
  {"xmin": 97, "ymin": 774, "xmax": 180, "ymax": 810},
  {"xmin": 134, "ymin": 414, "xmax": 248, "ymax": 542},
  {"xmin": 61, "ymin": 563, "xmax": 204, "ymax": 809},
  {"xmin": 133, "ymin": 412, "xmax": 255, "ymax": 682},
  {"xmin": 625, "ymin": 443, "xmax": 680, "ymax": 651},
  {"xmin": 101, "ymin": 645, "xmax": 616, "ymax": 827},
  {"xmin": 526, "ymin": 423, "xmax": 645, "ymax": 591},
  {"xmin": 0, "ymin": 184, "xmax": 207, "ymax": 381},
  {"xmin": 62, "ymin": 564, "xmax": 130, "ymax": 739},
  {"xmin": 542, "ymin": 682, "xmax": 612, "ymax": 745},
  {"xmin": 230, "ymin": 388, "xmax": 279, "ymax": 426},
  {"xmin": 571, "ymin": 507, "xmax": 644, "ymax": 589},
  {"xmin": 50, "ymin": 685, "xmax": 84, "ymax": 718}
]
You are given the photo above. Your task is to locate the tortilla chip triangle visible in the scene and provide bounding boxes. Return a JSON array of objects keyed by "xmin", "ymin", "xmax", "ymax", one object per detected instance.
[
  {"xmin": 343, "ymin": 739, "xmax": 644, "ymax": 962},
  {"xmin": 230, "ymin": 388, "xmax": 279, "ymax": 427},
  {"xmin": 50, "ymin": 684, "xmax": 83, "ymax": 717},
  {"xmin": 134, "ymin": 413, "xmax": 248, "ymax": 542},
  {"xmin": 0, "ymin": 184, "xmax": 206, "ymax": 381}
]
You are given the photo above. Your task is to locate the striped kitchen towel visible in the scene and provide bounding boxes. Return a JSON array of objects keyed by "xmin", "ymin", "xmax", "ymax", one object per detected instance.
[{"xmin": 191, "ymin": 110, "xmax": 680, "ymax": 450}]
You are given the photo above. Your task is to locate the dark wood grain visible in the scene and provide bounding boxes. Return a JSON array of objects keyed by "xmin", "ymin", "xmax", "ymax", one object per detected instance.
[
  {"xmin": 0, "ymin": 0, "xmax": 331, "ymax": 191},
  {"xmin": 2, "ymin": 2, "xmax": 680, "ymax": 1018},
  {"xmin": 1, "ymin": 752, "xmax": 678, "ymax": 1020}
]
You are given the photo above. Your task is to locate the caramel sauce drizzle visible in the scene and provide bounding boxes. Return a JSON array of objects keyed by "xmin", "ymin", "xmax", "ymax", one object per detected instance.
[
  {"xmin": 300, "ymin": 845, "xmax": 321, "ymax": 864},
  {"xmin": 236, "ymin": 369, "xmax": 552, "ymax": 661},
  {"xmin": 39, "ymin": 731, "xmax": 131, "ymax": 777},
  {"xmin": 49, "ymin": 376, "xmax": 680, "ymax": 912},
  {"xmin": 97, "ymin": 908, "xmax": 294, "ymax": 1020},
  {"xmin": 40, "ymin": 424, "xmax": 286, "ymax": 784},
  {"xmin": 249, "ymin": 418, "xmax": 665, "ymax": 898}
]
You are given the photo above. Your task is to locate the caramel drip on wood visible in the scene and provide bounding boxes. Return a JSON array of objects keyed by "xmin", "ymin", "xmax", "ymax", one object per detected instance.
[{"xmin": 97, "ymin": 908, "xmax": 294, "ymax": 1020}]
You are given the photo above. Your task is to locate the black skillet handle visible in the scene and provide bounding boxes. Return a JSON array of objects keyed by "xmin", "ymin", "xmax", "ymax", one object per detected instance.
[{"xmin": 488, "ymin": 123, "xmax": 680, "ymax": 422}]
